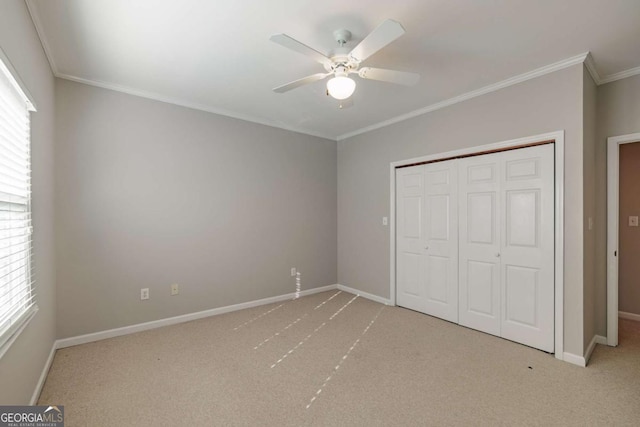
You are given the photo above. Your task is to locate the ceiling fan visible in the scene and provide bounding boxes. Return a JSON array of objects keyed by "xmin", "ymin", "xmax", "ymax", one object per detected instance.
[{"xmin": 270, "ymin": 19, "xmax": 420, "ymax": 102}]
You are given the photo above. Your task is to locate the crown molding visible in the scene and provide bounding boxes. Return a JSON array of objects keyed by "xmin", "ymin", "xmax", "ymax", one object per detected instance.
[
  {"xmin": 337, "ymin": 53, "xmax": 589, "ymax": 141},
  {"xmin": 22, "ymin": 2, "xmax": 640, "ymax": 142},
  {"xmin": 340, "ymin": 50, "xmax": 640, "ymax": 141},
  {"xmin": 25, "ymin": 0, "xmax": 58, "ymax": 75},
  {"xmin": 599, "ymin": 65, "xmax": 640, "ymax": 85},
  {"xmin": 56, "ymin": 72, "xmax": 335, "ymax": 140},
  {"xmin": 25, "ymin": 0, "xmax": 334, "ymax": 141},
  {"xmin": 583, "ymin": 52, "xmax": 601, "ymax": 85}
]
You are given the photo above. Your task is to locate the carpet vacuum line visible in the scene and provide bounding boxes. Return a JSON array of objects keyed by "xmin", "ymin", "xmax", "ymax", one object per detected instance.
[
  {"xmin": 306, "ymin": 305, "xmax": 385, "ymax": 409},
  {"xmin": 254, "ymin": 290, "xmax": 343, "ymax": 350},
  {"xmin": 270, "ymin": 295, "xmax": 359, "ymax": 368},
  {"xmin": 233, "ymin": 303, "xmax": 285, "ymax": 331}
]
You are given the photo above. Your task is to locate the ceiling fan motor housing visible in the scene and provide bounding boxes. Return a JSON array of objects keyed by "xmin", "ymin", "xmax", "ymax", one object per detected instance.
[
  {"xmin": 333, "ymin": 29, "xmax": 352, "ymax": 46},
  {"xmin": 325, "ymin": 59, "xmax": 357, "ymax": 75}
]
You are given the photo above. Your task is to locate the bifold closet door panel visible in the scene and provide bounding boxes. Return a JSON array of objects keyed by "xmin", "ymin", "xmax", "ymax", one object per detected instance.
[
  {"xmin": 500, "ymin": 144, "xmax": 555, "ymax": 352},
  {"xmin": 396, "ymin": 160, "xmax": 459, "ymax": 321},
  {"xmin": 397, "ymin": 143, "xmax": 555, "ymax": 352},
  {"xmin": 458, "ymin": 154, "xmax": 502, "ymax": 336},
  {"xmin": 423, "ymin": 161, "xmax": 459, "ymax": 323},
  {"xmin": 396, "ymin": 165, "xmax": 427, "ymax": 313}
]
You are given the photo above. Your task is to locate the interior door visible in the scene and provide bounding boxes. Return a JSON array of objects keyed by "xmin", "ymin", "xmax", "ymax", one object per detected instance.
[
  {"xmin": 458, "ymin": 154, "xmax": 502, "ymax": 336},
  {"xmin": 423, "ymin": 160, "xmax": 458, "ymax": 322},
  {"xmin": 500, "ymin": 144, "xmax": 555, "ymax": 352},
  {"xmin": 396, "ymin": 165, "xmax": 426, "ymax": 312}
]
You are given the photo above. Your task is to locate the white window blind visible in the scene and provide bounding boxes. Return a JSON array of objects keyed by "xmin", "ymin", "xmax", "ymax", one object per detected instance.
[{"xmin": 0, "ymin": 53, "xmax": 37, "ymax": 356}]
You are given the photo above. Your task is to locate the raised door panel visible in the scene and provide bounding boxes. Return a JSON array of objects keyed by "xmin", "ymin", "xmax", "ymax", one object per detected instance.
[
  {"xmin": 396, "ymin": 166, "xmax": 426, "ymax": 312},
  {"xmin": 500, "ymin": 144, "xmax": 554, "ymax": 352},
  {"xmin": 458, "ymin": 155, "xmax": 501, "ymax": 336},
  {"xmin": 466, "ymin": 260, "xmax": 497, "ymax": 316},
  {"xmin": 423, "ymin": 160, "xmax": 458, "ymax": 322}
]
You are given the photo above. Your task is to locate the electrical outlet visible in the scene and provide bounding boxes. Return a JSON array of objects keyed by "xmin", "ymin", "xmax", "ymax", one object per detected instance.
[
  {"xmin": 140, "ymin": 288, "xmax": 149, "ymax": 300},
  {"xmin": 291, "ymin": 267, "xmax": 296, "ymax": 277},
  {"xmin": 171, "ymin": 283, "xmax": 179, "ymax": 296}
]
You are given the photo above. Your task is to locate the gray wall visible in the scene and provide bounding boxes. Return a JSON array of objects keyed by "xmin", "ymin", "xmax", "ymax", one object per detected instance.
[
  {"xmin": 55, "ymin": 80, "xmax": 337, "ymax": 338},
  {"xmin": 0, "ymin": 2, "xmax": 57, "ymax": 404},
  {"xmin": 595, "ymin": 73, "xmax": 640, "ymax": 335},
  {"xmin": 338, "ymin": 65, "xmax": 586, "ymax": 356},
  {"xmin": 583, "ymin": 66, "xmax": 597, "ymax": 351},
  {"xmin": 619, "ymin": 142, "xmax": 640, "ymax": 315}
]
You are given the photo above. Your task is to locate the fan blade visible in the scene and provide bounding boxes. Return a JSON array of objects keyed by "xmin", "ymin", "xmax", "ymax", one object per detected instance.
[
  {"xmin": 348, "ymin": 19, "xmax": 405, "ymax": 63},
  {"xmin": 273, "ymin": 73, "xmax": 330, "ymax": 93},
  {"xmin": 358, "ymin": 67, "xmax": 420, "ymax": 86},
  {"xmin": 270, "ymin": 34, "xmax": 332, "ymax": 67}
]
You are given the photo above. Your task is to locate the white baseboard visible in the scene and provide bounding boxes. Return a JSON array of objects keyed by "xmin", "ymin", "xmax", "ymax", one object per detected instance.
[
  {"xmin": 562, "ymin": 351, "xmax": 586, "ymax": 367},
  {"xmin": 337, "ymin": 284, "xmax": 392, "ymax": 305},
  {"xmin": 30, "ymin": 341, "xmax": 57, "ymax": 405},
  {"xmin": 584, "ymin": 334, "xmax": 607, "ymax": 366},
  {"xmin": 585, "ymin": 336, "xmax": 597, "ymax": 364},
  {"xmin": 563, "ymin": 334, "xmax": 607, "ymax": 368},
  {"xmin": 619, "ymin": 311, "xmax": 640, "ymax": 322},
  {"xmin": 56, "ymin": 285, "xmax": 338, "ymax": 349}
]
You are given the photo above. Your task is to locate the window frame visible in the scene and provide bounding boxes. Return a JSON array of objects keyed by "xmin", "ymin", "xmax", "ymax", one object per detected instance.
[{"xmin": 0, "ymin": 47, "xmax": 38, "ymax": 360}]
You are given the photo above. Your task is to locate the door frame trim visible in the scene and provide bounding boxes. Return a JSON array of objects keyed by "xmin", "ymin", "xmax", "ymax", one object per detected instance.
[
  {"xmin": 606, "ymin": 132, "xmax": 640, "ymax": 347},
  {"xmin": 389, "ymin": 130, "xmax": 565, "ymax": 360}
]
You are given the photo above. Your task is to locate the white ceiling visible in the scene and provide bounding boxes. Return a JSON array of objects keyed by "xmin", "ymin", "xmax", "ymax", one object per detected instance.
[{"xmin": 26, "ymin": 0, "xmax": 640, "ymax": 140}]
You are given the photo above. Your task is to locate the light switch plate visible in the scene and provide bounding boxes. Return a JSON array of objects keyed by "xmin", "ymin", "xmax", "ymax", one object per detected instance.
[
  {"xmin": 382, "ymin": 217, "xmax": 388, "ymax": 226},
  {"xmin": 588, "ymin": 217, "xmax": 593, "ymax": 230},
  {"xmin": 629, "ymin": 216, "xmax": 639, "ymax": 227}
]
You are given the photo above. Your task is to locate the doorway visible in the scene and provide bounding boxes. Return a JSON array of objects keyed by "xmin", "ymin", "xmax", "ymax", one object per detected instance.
[{"xmin": 607, "ymin": 133, "xmax": 640, "ymax": 346}]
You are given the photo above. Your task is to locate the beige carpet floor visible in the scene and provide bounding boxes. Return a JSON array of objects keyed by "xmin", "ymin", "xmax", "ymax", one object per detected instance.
[{"xmin": 38, "ymin": 290, "xmax": 640, "ymax": 426}]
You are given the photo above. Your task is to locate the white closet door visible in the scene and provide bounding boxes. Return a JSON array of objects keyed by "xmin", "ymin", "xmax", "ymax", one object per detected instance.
[
  {"xmin": 396, "ymin": 165, "xmax": 426, "ymax": 312},
  {"xmin": 423, "ymin": 161, "xmax": 458, "ymax": 322},
  {"xmin": 458, "ymin": 154, "xmax": 502, "ymax": 336},
  {"xmin": 500, "ymin": 144, "xmax": 554, "ymax": 352}
]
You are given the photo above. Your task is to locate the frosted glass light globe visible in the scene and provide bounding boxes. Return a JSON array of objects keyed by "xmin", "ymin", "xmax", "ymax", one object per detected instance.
[{"xmin": 326, "ymin": 76, "xmax": 356, "ymax": 100}]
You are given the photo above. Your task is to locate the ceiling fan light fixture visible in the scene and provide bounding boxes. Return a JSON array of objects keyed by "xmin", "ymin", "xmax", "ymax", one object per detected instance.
[
  {"xmin": 271, "ymin": 19, "xmax": 417, "ymax": 101},
  {"xmin": 327, "ymin": 75, "xmax": 356, "ymax": 100}
]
